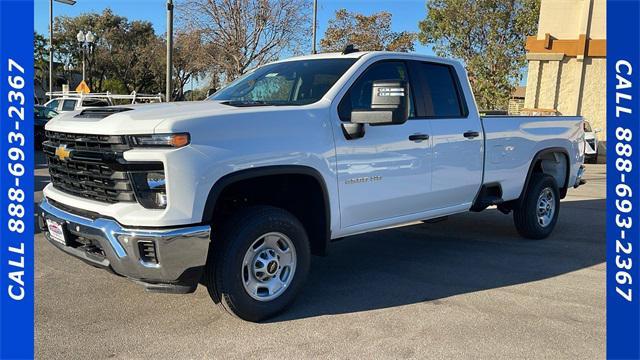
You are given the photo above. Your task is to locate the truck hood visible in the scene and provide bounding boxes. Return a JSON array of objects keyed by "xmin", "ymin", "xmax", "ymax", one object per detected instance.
[{"xmin": 44, "ymin": 101, "xmax": 242, "ymax": 135}]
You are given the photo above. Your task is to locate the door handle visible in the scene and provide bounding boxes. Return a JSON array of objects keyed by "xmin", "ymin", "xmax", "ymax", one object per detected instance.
[
  {"xmin": 408, "ymin": 134, "xmax": 430, "ymax": 141},
  {"xmin": 463, "ymin": 131, "xmax": 480, "ymax": 139}
]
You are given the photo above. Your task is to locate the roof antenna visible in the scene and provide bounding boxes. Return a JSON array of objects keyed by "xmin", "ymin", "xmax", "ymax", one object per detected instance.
[{"xmin": 342, "ymin": 44, "xmax": 359, "ymax": 55}]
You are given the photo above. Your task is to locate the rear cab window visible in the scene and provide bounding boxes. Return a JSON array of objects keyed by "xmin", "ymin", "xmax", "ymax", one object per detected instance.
[
  {"xmin": 82, "ymin": 99, "xmax": 111, "ymax": 107},
  {"xmin": 61, "ymin": 99, "xmax": 78, "ymax": 111}
]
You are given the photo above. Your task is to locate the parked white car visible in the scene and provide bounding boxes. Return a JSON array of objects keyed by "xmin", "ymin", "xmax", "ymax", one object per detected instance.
[
  {"xmin": 44, "ymin": 91, "xmax": 163, "ymax": 113},
  {"xmin": 39, "ymin": 51, "xmax": 585, "ymax": 321},
  {"xmin": 583, "ymin": 120, "xmax": 600, "ymax": 163}
]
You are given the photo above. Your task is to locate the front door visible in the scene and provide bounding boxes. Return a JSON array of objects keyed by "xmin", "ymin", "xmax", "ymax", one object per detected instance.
[{"xmin": 333, "ymin": 60, "xmax": 433, "ymax": 228}]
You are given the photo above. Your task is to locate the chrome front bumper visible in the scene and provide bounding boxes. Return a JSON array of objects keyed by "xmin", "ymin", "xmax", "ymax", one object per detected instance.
[{"xmin": 39, "ymin": 198, "xmax": 211, "ymax": 293}]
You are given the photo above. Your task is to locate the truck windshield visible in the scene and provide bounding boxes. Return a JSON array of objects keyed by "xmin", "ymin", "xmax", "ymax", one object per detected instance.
[{"xmin": 210, "ymin": 58, "xmax": 357, "ymax": 106}]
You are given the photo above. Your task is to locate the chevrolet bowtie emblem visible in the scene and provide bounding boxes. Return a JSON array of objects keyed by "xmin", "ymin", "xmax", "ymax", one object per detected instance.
[{"xmin": 55, "ymin": 145, "xmax": 72, "ymax": 161}]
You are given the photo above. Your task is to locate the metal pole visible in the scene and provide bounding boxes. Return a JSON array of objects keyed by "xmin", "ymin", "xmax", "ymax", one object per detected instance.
[
  {"xmin": 166, "ymin": 0, "xmax": 174, "ymax": 102},
  {"xmin": 49, "ymin": 0, "xmax": 53, "ymax": 99},
  {"xmin": 81, "ymin": 51, "xmax": 85, "ymax": 82},
  {"xmin": 312, "ymin": 0, "xmax": 317, "ymax": 54}
]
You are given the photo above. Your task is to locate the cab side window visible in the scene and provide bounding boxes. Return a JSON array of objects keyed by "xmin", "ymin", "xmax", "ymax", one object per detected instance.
[{"xmin": 338, "ymin": 61, "xmax": 415, "ymax": 121}]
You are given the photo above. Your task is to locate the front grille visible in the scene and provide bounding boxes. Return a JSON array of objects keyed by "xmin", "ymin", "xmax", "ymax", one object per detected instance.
[
  {"xmin": 44, "ymin": 131, "xmax": 136, "ymax": 203},
  {"xmin": 45, "ymin": 130, "xmax": 131, "ymax": 152}
]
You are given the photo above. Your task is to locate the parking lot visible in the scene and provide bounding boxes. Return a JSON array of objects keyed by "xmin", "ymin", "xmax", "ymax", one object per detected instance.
[{"xmin": 34, "ymin": 149, "xmax": 605, "ymax": 359}]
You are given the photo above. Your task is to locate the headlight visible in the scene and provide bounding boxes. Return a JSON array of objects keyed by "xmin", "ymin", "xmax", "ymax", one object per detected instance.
[
  {"xmin": 131, "ymin": 171, "xmax": 167, "ymax": 209},
  {"xmin": 130, "ymin": 133, "xmax": 190, "ymax": 148}
]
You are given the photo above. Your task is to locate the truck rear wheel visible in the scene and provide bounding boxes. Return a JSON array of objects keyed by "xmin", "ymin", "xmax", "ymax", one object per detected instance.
[
  {"xmin": 513, "ymin": 173, "xmax": 560, "ymax": 239},
  {"xmin": 204, "ymin": 206, "xmax": 310, "ymax": 322}
]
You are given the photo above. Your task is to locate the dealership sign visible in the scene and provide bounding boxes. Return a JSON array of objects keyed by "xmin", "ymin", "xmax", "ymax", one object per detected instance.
[
  {"xmin": 607, "ymin": 0, "xmax": 640, "ymax": 358},
  {"xmin": 0, "ymin": 0, "xmax": 35, "ymax": 358}
]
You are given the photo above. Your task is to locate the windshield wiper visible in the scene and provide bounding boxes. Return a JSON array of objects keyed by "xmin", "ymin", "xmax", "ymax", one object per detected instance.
[{"xmin": 222, "ymin": 100, "xmax": 273, "ymax": 107}]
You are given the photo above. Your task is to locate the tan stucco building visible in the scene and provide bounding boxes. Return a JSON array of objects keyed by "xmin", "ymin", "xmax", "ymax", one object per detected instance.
[{"xmin": 524, "ymin": 0, "xmax": 606, "ymax": 149}]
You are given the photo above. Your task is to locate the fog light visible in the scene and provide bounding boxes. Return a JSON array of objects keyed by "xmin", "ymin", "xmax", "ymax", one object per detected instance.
[
  {"xmin": 146, "ymin": 172, "xmax": 166, "ymax": 190},
  {"xmin": 131, "ymin": 171, "xmax": 167, "ymax": 209},
  {"xmin": 155, "ymin": 192, "xmax": 167, "ymax": 208}
]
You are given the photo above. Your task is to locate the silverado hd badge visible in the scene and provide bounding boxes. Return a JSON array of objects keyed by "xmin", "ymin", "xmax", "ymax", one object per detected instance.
[{"xmin": 345, "ymin": 176, "xmax": 382, "ymax": 185}]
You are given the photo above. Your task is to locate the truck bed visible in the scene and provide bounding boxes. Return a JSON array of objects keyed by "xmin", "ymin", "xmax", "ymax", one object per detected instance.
[{"xmin": 480, "ymin": 115, "xmax": 584, "ymax": 201}]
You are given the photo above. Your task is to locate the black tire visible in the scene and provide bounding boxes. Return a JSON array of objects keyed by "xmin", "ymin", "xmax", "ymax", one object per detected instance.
[
  {"xmin": 204, "ymin": 206, "xmax": 310, "ymax": 322},
  {"xmin": 513, "ymin": 173, "xmax": 560, "ymax": 239}
]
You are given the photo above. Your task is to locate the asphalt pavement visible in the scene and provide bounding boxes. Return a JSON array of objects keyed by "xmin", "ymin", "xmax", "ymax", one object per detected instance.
[{"xmin": 34, "ymin": 151, "xmax": 606, "ymax": 359}]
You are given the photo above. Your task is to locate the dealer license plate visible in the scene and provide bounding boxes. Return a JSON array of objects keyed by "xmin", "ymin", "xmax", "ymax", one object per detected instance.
[{"xmin": 46, "ymin": 219, "xmax": 67, "ymax": 245}]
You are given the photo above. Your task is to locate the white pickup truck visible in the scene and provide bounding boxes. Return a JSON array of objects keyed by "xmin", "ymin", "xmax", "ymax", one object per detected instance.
[{"xmin": 39, "ymin": 51, "xmax": 585, "ymax": 321}]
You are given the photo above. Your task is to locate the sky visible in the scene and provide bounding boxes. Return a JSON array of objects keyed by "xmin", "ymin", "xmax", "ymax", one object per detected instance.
[
  {"xmin": 34, "ymin": 0, "xmax": 435, "ymax": 89},
  {"xmin": 33, "ymin": 1, "xmax": 533, "ymax": 89},
  {"xmin": 34, "ymin": 0, "xmax": 433, "ymax": 54}
]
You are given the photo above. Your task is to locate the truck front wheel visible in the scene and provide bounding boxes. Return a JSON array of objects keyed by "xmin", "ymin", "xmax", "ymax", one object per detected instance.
[
  {"xmin": 513, "ymin": 173, "xmax": 560, "ymax": 239},
  {"xmin": 204, "ymin": 206, "xmax": 310, "ymax": 322}
]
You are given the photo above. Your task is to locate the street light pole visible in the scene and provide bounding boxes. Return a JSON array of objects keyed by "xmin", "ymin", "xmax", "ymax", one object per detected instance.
[
  {"xmin": 166, "ymin": 0, "xmax": 174, "ymax": 102},
  {"xmin": 77, "ymin": 30, "xmax": 95, "ymax": 84},
  {"xmin": 312, "ymin": 0, "xmax": 317, "ymax": 54}
]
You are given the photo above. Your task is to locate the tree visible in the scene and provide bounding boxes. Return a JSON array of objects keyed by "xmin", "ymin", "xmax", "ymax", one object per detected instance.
[
  {"xmin": 34, "ymin": 32, "xmax": 49, "ymax": 95},
  {"xmin": 172, "ymin": 30, "xmax": 209, "ymax": 101},
  {"xmin": 320, "ymin": 9, "xmax": 415, "ymax": 53},
  {"xmin": 53, "ymin": 9, "xmax": 165, "ymax": 94},
  {"xmin": 178, "ymin": 0, "xmax": 311, "ymax": 82},
  {"xmin": 418, "ymin": 0, "xmax": 540, "ymax": 110}
]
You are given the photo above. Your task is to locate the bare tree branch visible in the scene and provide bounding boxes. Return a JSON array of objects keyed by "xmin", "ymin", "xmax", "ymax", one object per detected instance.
[{"xmin": 178, "ymin": 0, "xmax": 311, "ymax": 82}]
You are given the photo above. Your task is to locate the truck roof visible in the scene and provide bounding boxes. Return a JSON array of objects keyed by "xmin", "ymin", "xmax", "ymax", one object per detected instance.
[
  {"xmin": 275, "ymin": 51, "xmax": 462, "ymax": 68},
  {"xmin": 282, "ymin": 51, "xmax": 369, "ymax": 61}
]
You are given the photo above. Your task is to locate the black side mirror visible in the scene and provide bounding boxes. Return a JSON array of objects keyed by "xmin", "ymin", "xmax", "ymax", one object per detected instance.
[{"xmin": 351, "ymin": 80, "xmax": 409, "ymax": 125}]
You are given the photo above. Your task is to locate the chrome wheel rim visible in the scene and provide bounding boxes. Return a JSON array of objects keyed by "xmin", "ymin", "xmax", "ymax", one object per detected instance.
[
  {"xmin": 536, "ymin": 187, "xmax": 555, "ymax": 227},
  {"xmin": 242, "ymin": 232, "xmax": 297, "ymax": 302}
]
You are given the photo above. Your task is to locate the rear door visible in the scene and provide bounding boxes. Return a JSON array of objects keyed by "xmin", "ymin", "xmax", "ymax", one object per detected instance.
[{"xmin": 409, "ymin": 60, "xmax": 483, "ymax": 209}]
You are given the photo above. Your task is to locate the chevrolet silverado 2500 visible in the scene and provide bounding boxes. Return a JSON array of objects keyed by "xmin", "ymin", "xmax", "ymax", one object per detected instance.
[{"xmin": 39, "ymin": 51, "xmax": 585, "ymax": 321}]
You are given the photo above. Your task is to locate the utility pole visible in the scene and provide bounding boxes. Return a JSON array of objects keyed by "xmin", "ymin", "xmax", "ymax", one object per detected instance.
[
  {"xmin": 166, "ymin": 0, "xmax": 174, "ymax": 102},
  {"xmin": 312, "ymin": 0, "xmax": 317, "ymax": 54}
]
